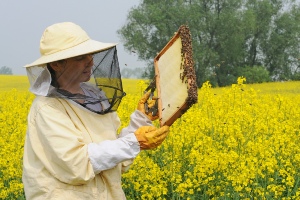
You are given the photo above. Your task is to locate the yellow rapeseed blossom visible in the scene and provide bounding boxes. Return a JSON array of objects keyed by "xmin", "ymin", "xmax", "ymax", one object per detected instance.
[
  {"xmin": 0, "ymin": 87, "xmax": 34, "ymax": 199},
  {"xmin": 1, "ymin": 76, "xmax": 300, "ymax": 199}
]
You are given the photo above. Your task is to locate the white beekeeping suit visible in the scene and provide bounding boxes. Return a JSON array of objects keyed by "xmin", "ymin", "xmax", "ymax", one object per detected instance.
[{"xmin": 22, "ymin": 22, "xmax": 169, "ymax": 200}]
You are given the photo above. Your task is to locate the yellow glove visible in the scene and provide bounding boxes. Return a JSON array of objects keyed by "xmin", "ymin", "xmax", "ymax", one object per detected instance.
[
  {"xmin": 137, "ymin": 91, "xmax": 159, "ymax": 121},
  {"xmin": 134, "ymin": 126, "xmax": 169, "ymax": 150}
]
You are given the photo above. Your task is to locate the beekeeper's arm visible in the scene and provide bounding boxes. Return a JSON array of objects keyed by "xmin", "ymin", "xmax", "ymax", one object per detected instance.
[
  {"xmin": 88, "ymin": 112, "xmax": 169, "ymax": 174},
  {"xmin": 88, "ymin": 92, "xmax": 169, "ymax": 174},
  {"xmin": 30, "ymin": 102, "xmax": 156, "ymax": 184}
]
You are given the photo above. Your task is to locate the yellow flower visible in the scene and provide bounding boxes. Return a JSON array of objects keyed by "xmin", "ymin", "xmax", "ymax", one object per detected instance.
[{"xmin": 1, "ymin": 75, "xmax": 300, "ymax": 199}]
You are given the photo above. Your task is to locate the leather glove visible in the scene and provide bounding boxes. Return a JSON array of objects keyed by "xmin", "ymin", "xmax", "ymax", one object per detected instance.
[
  {"xmin": 134, "ymin": 126, "xmax": 169, "ymax": 150},
  {"xmin": 137, "ymin": 91, "xmax": 159, "ymax": 121}
]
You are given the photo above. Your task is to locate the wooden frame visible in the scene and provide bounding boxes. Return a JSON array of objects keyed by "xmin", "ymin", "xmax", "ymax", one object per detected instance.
[{"xmin": 154, "ymin": 25, "xmax": 198, "ymax": 127}]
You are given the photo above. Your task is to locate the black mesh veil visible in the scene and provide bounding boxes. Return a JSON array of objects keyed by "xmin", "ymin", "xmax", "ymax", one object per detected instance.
[
  {"xmin": 91, "ymin": 47, "xmax": 126, "ymax": 113},
  {"xmin": 48, "ymin": 46, "xmax": 126, "ymax": 114}
]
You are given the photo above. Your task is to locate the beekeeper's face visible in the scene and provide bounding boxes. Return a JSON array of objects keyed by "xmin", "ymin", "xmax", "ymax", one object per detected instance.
[{"xmin": 50, "ymin": 54, "xmax": 94, "ymax": 84}]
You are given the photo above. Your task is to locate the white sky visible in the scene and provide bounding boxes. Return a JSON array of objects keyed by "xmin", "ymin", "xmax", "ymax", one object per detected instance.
[{"xmin": 0, "ymin": 0, "xmax": 145, "ymax": 75}]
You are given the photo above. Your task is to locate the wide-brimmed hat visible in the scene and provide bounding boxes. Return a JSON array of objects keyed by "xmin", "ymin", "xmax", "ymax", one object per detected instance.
[{"xmin": 25, "ymin": 22, "xmax": 117, "ymax": 68}]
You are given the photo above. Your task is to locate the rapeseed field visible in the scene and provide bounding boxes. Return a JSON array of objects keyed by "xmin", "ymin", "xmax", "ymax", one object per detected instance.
[{"xmin": 1, "ymin": 75, "xmax": 300, "ymax": 199}]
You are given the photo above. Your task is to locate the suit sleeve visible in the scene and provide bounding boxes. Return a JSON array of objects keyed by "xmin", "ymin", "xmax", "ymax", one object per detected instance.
[{"xmin": 87, "ymin": 111, "xmax": 148, "ymax": 174}]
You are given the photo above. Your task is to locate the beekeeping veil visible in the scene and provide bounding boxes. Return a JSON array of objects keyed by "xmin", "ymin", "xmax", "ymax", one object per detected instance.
[{"xmin": 25, "ymin": 22, "xmax": 125, "ymax": 114}]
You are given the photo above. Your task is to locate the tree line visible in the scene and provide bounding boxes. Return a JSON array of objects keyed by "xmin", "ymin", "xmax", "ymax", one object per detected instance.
[
  {"xmin": 0, "ymin": 66, "xmax": 13, "ymax": 75},
  {"xmin": 117, "ymin": 0, "xmax": 300, "ymax": 87}
]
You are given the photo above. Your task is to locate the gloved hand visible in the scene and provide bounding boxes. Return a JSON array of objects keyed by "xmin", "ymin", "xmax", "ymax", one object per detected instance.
[
  {"xmin": 134, "ymin": 126, "xmax": 169, "ymax": 150},
  {"xmin": 137, "ymin": 91, "xmax": 159, "ymax": 121}
]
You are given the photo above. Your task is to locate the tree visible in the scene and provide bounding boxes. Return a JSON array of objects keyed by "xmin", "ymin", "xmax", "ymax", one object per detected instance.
[
  {"xmin": 118, "ymin": 0, "xmax": 300, "ymax": 87},
  {"xmin": 262, "ymin": 5, "xmax": 300, "ymax": 80},
  {"xmin": 0, "ymin": 66, "xmax": 13, "ymax": 75}
]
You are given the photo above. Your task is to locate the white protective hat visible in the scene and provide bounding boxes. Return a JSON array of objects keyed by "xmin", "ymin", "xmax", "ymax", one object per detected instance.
[
  {"xmin": 25, "ymin": 22, "xmax": 117, "ymax": 96},
  {"xmin": 25, "ymin": 22, "xmax": 116, "ymax": 68}
]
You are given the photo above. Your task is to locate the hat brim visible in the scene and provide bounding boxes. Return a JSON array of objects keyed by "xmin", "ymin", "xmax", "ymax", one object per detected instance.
[{"xmin": 24, "ymin": 39, "xmax": 117, "ymax": 68}]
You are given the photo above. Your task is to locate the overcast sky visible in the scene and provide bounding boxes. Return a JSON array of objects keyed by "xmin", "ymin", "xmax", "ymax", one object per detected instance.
[{"xmin": 0, "ymin": 1, "xmax": 144, "ymax": 75}]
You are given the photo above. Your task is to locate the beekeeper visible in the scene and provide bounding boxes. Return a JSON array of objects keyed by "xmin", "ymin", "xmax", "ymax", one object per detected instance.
[{"xmin": 22, "ymin": 22, "xmax": 169, "ymax": 200}]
